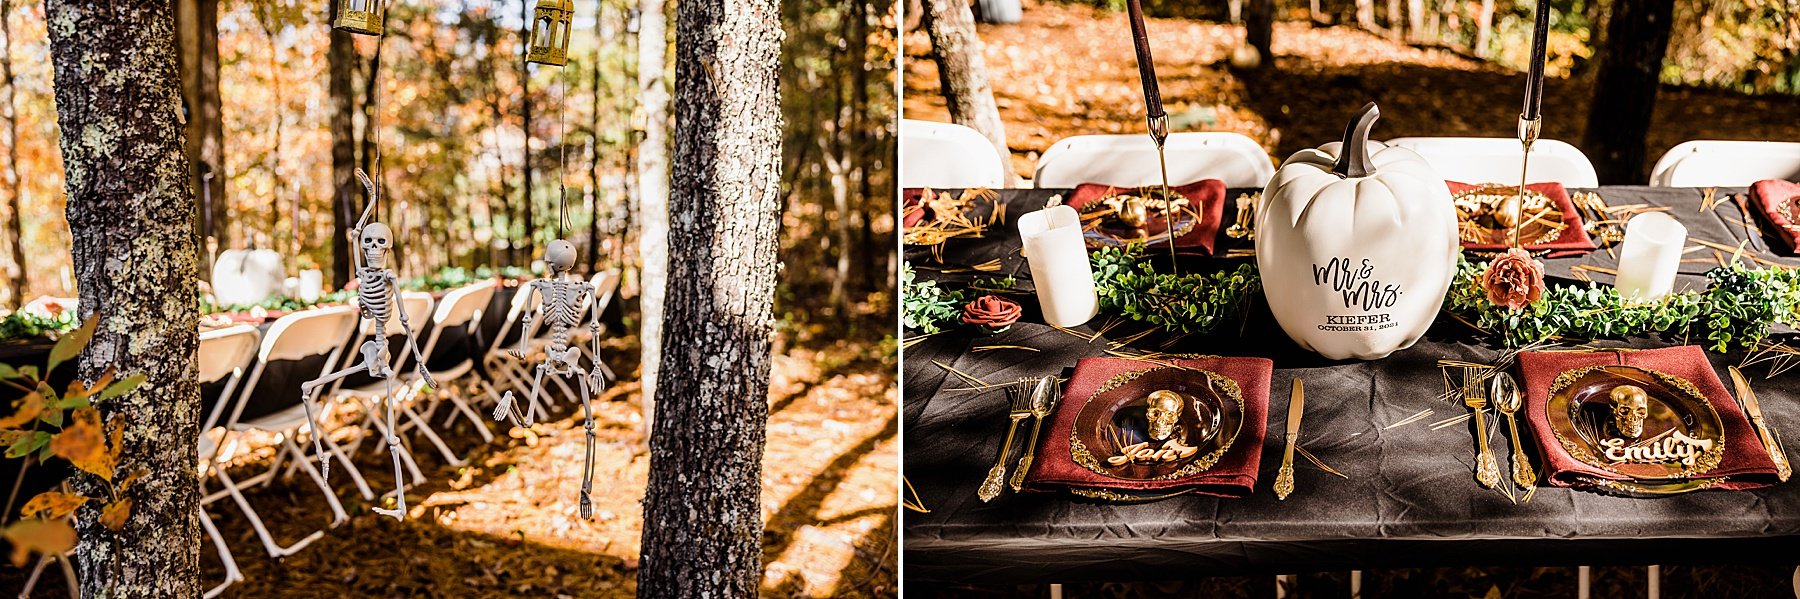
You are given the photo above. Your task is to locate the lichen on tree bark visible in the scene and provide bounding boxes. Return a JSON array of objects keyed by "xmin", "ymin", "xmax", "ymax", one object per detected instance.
[
  {"xmin": 46, "ymin": 2, "xmax": 203, "ymax": 597},
  {"xmin": 637, "ymin": 0, "xmax": 784, "ymax": 597}
]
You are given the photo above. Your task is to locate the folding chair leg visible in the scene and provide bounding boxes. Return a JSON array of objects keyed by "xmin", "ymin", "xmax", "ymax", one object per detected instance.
[
  {"xmin": 368, "ymin": 410, "xmax": 427, "ymax": 485},
  {"xmin": 446, "ymin": 389, "xmax": 496, "ymax": 443},
  {"xmin": 200, "ymin": 507, "xmax": 243, "ymax": 599},
  {"xmin": 217, "ymin": 467, "xmax": 325, "ymax": 558},
  {"xmin": 287, "ymin": 438, "xmax": 350, "ymax": 527},
  {"xmin": 322, "ymin": 431, "xmax": 375, "ymax": 501},
  {"xmin": 402, "ymin": 403, "xmax": 468, "ymax": 467}
]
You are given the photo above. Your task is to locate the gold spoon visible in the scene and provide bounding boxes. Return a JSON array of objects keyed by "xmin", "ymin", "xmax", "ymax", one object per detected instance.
[{"xmin": 1490, "ymin": 372, "xmax": 1535, "ymax": 489}]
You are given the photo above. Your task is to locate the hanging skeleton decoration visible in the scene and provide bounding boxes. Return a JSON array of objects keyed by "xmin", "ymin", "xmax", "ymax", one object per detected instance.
[
  {"xmin": 298, "ymin": 169, "xmax": 437, "ymax": 521},
  {"xmin": 493, "ymin": 239, "xmax": 605, "ymax": 519}
]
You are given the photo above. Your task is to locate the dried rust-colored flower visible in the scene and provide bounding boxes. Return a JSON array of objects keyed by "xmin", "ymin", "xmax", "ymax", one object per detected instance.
[
  {"xmin": 961, "ymin": 295, "xmax": 1022, "ymax": 332},
  {"xmin": 1481, "ymin": 248, "xmax": 1546, "ymax": 311}
]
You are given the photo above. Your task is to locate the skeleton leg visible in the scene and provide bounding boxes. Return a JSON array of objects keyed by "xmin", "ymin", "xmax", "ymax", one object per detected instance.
[
  {"xmin": 575, "ymin": 371, "xmax": 597, "ymax": 520},
  {"xmin": 372, "ymin": 377, "xmax": 407, "ymax": 521},
  {"xmin": 297, "ymin": 341, "xmax": 380, "ymax": 479}
]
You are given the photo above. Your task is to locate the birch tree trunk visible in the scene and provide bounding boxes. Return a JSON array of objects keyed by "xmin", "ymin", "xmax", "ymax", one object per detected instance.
[
  {"xmin": 328, "ymin": 0, "xmax": 356, "ymax": 288},
  {"xmin": 46, "ymin": 2, "xmax": 202, "ymax": 597},
  {"xmin": 0, "ymin": 0, "xmax": 25, "ymax": 307},
  {"xmin": 1475, "ymin": 0, "xmax": 1494, "ymax": 57},
  {"xmin": 1583, "ymin": 0, "xmax": 1675, "ymax": 183},
  {"xmin": 921, "ymin": 0, "xmax": 1016, "ymax": 186},
  {"xmin": 1246, "ymin": 0, "xmax": 1276, "ymax": 68},
  {"xmin": 636, "ymin": 0, "xmax": 670, "ymax": 441},
  {"xmin": 637, "ymin": 0, "xmax": 782, "ymax": 594}
]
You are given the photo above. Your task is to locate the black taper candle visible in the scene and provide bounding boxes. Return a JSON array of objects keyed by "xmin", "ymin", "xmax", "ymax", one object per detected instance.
[
  {"xmin": 1124, "ymin": 0, "xmax": 1165, "ymax": 121},
  {"xmin": 1522, "ymin": 0, "xmax": 1551, "ymax": 121}
]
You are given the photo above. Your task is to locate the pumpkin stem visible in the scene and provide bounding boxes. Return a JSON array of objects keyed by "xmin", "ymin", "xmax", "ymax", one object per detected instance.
[{"xmin": 1332, "ymin": 102, "xmax": 1381, "ymax": 178}]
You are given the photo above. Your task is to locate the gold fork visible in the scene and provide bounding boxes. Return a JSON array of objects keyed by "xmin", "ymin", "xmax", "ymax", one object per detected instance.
[
  {"xmin": 979, "ymin": 379, "xmax": 1036, "ymax": 502},
  {"xmin": 1465, "ymin": 366, "xmax": 1500, "ymax": 488},
  {"xmin": 1008, "ymin": 376, "xmax": 1058, "ymax": 492}
]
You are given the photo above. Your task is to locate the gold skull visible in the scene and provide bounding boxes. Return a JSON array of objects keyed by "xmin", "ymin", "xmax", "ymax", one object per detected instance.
[
  {"xmin": 1144, "ymin": 390, "xmax": 1185, "ymax": 441},
  {"xmin": 1610, "ymin": 384, "xmax": 1649, "ymax": 439}
]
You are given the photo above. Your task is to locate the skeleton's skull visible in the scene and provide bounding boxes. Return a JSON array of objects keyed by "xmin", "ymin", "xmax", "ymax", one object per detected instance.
[
  {"xmin": 361, "ymin": 223, "xmax": 393, "ymax": 267},
  {"xmin": 1610, "ymin": 384, "xmax": 1649, "ymax": 439},
  {"xmin": 546, "ymin": 239, "xmax": 576, "ymax": 273},
  {"xmin": 1144, "ymin": 390, "xmax": 1185, "ymax": 441}
]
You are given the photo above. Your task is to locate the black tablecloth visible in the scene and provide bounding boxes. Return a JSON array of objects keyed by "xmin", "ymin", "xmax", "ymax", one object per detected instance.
[{"xmin": 903, "ymin": 187, "xmax": 1800, "ymax": 584}]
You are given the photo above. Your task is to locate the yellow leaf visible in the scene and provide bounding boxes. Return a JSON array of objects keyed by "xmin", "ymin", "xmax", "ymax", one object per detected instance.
[
  {"xmin": 50, "ymin": 409, "xmax": 110, "ymax": 481},
  {"xmin": 0, "ymin": 392, "xmax": 42, "ymax": 430},
  {"xmin": 99, "ymin": 498, "xmax": 130, "ymax": 531},
  {"xmin": 46, "ymin": 315, "xmax": 97, "ymax": 376},
  {"xmin": 65, "ymin": 368, "xmax": 115, "ymax": 401},
  {"xmin": 18, "ymin": 492, "xmax": 87, "ymax": 521},
  {"xmin": 116, "ymin": 468, "xmax": 148, "ymax": 492},
  {"xmin": 3, "ymin": 519, "xmax": 75, "ymax": 567}
]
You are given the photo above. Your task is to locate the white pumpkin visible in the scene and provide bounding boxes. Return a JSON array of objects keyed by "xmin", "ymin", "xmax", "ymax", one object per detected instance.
[{"xmin": 1255, "ymin": 103, "xmax": 1458, "ymax": 360}]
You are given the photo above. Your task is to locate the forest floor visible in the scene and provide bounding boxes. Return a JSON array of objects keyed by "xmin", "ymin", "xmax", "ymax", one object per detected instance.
[
  {"xmin": 5, "ymin": 328, "xmax": 898, "ymax": 598},
  {"xmin": 903, "ymin": 0, "xmax": 1800, "ymax": 182}
]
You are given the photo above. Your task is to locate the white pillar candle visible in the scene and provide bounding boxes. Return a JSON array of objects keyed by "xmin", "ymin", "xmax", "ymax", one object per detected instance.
[
  {"xmin": 298, "ymin": 269, "xmax": 324, "ymax": 303},
  {"xmin": 1018, "ymin": 205, "xmax": 1099, "ymax": 328},
  {"xmin": 1614, "ymin": 212, "xmax": 1687, "ymax": 301}
]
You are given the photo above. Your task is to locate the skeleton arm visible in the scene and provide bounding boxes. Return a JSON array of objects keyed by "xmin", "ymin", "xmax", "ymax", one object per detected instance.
[
  {"xmin": 510, "ymin": 281, "xmax": 541, "ymax": 359},
  {"xmin": 391, "ymin": 272, "xmax": 438, "ymax": 389},
  {"xmin": 349, "ymin": 169, "xmax": 380, "ymax": 267},
  {"xmin": 583, "ymin": 283, "xmax": 605, "ymax": 390}
]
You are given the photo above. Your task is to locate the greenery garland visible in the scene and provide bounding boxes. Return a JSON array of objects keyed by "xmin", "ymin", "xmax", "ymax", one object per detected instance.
[
  {"xmin": 906, "ymin": 247, "xmax": 1800, "ymax": 353},
  {"xmin": 1445, "ymin": 256, "xmax": 1800, "ymax": 351},
  {"xmin": 902, "ymin": 245, "xmax": 1261, "ymax": 335}
]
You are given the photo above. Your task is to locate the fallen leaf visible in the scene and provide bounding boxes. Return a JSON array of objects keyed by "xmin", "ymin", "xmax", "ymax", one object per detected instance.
[
  {"xmin": 99, "ymin": 498, "xmax": 131, "ymax": 531},
  {"xmin": 3, "ymin": 519, "xmax": 75, "ymax": 567},
  {"xmin": 18, "ymin": 492, "xmax": 88, "ymax": 521}
]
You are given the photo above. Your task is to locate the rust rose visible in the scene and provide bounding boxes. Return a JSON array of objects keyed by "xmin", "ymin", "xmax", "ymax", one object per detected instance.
[
  {"xmin": 1481, "ymin": 248, "xmax": 1546, "ymax": 311},
  {"xmin": 961, "ymin": 295, "xmax": 1022, "ymax": 332}
]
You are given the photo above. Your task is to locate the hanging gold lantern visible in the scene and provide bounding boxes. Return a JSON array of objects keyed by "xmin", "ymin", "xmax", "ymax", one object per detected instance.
[
  {"xmin": 334, "ymin": 0, "xmax": 386, "ymax": 36},
  {"xmin": 527, "ymin": 0, "xmax": 574, "ymax": 67}
]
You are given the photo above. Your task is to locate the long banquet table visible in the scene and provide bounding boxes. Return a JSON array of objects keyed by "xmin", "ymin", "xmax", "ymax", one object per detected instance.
[{"xmin": 903, "ymin": 186, "xmax": 1800, "ymax": 584}]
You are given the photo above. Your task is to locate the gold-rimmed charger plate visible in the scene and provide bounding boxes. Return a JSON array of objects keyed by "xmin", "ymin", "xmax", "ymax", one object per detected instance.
[
  {"xmin": 1453, "ymin": 184, "xmax": 1565, "ymax": 246},
  {"xmin": 1076, "ymin": 187, "xmax": 1200, "ymax": 248},
  {"xmin": 1574, "ymin": 475, "xmax": 1728, "ymax": 498},
  {"xmin": 1069, "ymin": 367, "xmax": 1244, "ymax": 481},
  {"xmin": 1546, "ymin": 365, "xmax": 1726, "ymax": 481}
]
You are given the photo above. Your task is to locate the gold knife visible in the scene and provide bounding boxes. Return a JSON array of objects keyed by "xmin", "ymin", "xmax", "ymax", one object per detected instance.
[
  {"xmin": 1274, "ymin": 378, "xmax": 1303, "ymax": 500},
  {"xmin": 1730, "ymin": 366, "xmax": 1791, "ymax": 481}
]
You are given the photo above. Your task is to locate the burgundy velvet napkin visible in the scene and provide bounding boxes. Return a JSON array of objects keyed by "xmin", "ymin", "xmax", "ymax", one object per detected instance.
[
  {"xmin": 902, "ymin": 188, "xmax": 926, "ymax": 229},
  {"xmin": 1024, "ymin": 355, "xmax": 1272, "ymax": 498},
  {"xmin": 1064, "ymin": 179, "xmax": 1228, "ymax": 255},
  {"xmin": 1448, "ymin": 181, "xmax": 1596, "ymax": 258},
  {"xmin": 1749, "ymin": 179, "xmax": 1800, "ymax": 255},
  {"xmin": 1517, "ymin": 346, "xmax": 1779, "ymax": 491}
]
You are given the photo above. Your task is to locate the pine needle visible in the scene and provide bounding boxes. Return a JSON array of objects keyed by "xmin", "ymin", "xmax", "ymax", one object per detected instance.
[
  {"xmin": 1295, "ymin": 445, "xmax": 1349, "ymax": 479},
  {"xmin": 1385, "ymin": 408, "xmax": 1436, "ymax": 430},
  {"xmin": 971, "ymin": 345, "xmax": 1041, "ymax": 353},
  {"xmin": 1430, "ymin": 413, "xmax": 1473, "ymax": 430}
]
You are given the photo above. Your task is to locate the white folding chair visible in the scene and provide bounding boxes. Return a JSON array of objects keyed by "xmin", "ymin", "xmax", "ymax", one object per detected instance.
[
  {"xmin": 329, "ymin": 292, "xmax": 436, "ymax": 490},
  {"xmin": 196, "ymin": 325, "xmax": 260, "ymax": 597},
  {"xmin": 901, "ymin": 119, "xmax": 1007, "ymax": 189},
  {"xmin": 1385, "ymin": 137, "xmax": 1600, "ymax": 187},
  {"xmin": 401, "ymin": 280, "xmax": 499, "ymax": 464},
  {"xmin": 566, "ymin": 269, "xmax": 621, "ymax": 383},
  {"xmin": 482, "ymin": 281, "xmax": 545, "ymax": 418},
  {"xmin": 1032, "ymin": 131, "xmax": 1275, "ymax": 189},
  {"xmin": 1649, "ymin": 140, "xmax": 1800, "ymax": 187},
  {"xmin": 212, "ymin": 306, "xmax": 359, "ymax": 558}
]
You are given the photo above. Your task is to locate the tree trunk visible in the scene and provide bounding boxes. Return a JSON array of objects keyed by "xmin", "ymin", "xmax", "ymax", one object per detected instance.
[
  {"xmin": 328, "ymin": 0, "xmax": 356, "ymax": 289},
  {"xmin": 637, "ymin": 0, "xmax": 781, "ymax": 593},
  {"xmin": 1246, "ymin": 0, "xmax": 1276, "ymax": 67},
  {"xmin": 1582, "ymin": 0, "xmax": 1674, "ymax": 184},
  {"xmin": 0, "ymin": 0, "xmax": 25, "ymax": 307},
  {"xmin": 1406, "ymin": 0, "xmax": 1423, "ymax": 42},
  {"xmin": 921, "ymin": 0, "xmax": 1016, "ymax": 186},
  {"xmin": 1356, "ymin": 0, "xmax": 1376, "ymax": 31},
  {"xmin": 174, "ymin": 0, "xmax": 223, "ymax": 281},
  {"xmin": 1385, "ymin": 0, "xmax": 1402, "ymax": 39},
  {"xmin": 1474, "ymin": 0, "xmax": 1494, "ymax": 57},
  {"xmin": 519, "ymin": 0, "xmax": 536, "ymax": 264},
  {"xmin": 636, "ymin": 0, "xmax": 670, "ymax": 441},
  {"xmin": 46, "ymin": 2, "xmax": 202, "ymax": 597},
  {"xmin": 586, "ymin": 0, "xmax": 605, "ymax": 273}
]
